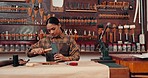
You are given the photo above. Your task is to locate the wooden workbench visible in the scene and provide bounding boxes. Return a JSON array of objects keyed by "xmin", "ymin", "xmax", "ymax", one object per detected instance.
[
  {"xmin": 110, "ymin": 54, "xmax": 148, "ymax": 78},
  {"xmin": 91, "ymin": 59, "xmax": 130, "ymax": 78}
]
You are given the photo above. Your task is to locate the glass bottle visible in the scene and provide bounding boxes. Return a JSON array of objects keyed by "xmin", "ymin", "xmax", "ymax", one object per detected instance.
[
  {"xmin": 10, "ymin": 44, "xmax": 15, "ymax": 52},
  {"xmin": 15, "ymin": 44, "xmax": 20, "ymax": 52},
  {"xmin": 0, "ymin": 44, "xmax": 4, "ymax": 52},
  {"xmin": 90, "ymin": 44, "xmax": 95, "ymax": 52},
  {"xmin": 20, "ymin": 43, "xmax": 26, "ymax": 52},
  {"xmin": 80, "ymin": 44, "xmax": 85, "ymax": 52},
  {"xmin": 85, "ymin": 44, "xmax": 90, "ymax": 52},
  {"xmin": 4, "ymin": 43, "xmax": 10, "ymax": 52},
  {"xmin": 26, "ymin": 43, "xmax": 31, "ymax": 51}
]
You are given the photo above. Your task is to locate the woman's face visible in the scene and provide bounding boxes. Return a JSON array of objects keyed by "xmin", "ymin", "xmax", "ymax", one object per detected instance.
[{"xmin": 46, "ymin": 23, "xmax": 61, "ymax": 37}]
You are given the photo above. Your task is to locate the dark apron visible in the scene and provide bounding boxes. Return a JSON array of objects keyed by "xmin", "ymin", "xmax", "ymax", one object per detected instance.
[{"xmin": 46, "ymin": 42, "xmax": 70, "ymax": 61}]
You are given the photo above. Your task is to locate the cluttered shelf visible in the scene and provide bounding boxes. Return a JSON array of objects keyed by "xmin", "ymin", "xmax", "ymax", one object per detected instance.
[
  {"xmin": 80, "ymin": 51, "xmax": 147, "ymax": 54},
  {"xmin": 0, "ymin": 51, "xmax": 147, "ymax": 55},
  {"xmin": 0, "ymin": 52, "xmax": 26, "ymax": 54},
  {"xmin": 65, "ymin": 10, "xmax": 97, "ymax": 13},
  {"xmin": 0, "ymin": 11, "xmax": 27, "ymax": 13},
  {"xmin": 0, "ymin": 0, "xmax": 26, "ymax": 2},
  {"xmin": 0, "ymin": 24, "xmax": 46, "ymax": 26},
  {"xmin": 0, "ymin": 40, "xmax": 37, "ymax": 44}
]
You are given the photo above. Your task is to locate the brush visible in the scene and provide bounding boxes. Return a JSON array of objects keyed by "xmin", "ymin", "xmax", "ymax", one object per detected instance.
[
  {"xmin": 124, "ymin": 25, "xmax": 129, "ymax": 41},
  {"xmin": 118, "ymin": 25, "xmax": 123, "ymax": 41}
]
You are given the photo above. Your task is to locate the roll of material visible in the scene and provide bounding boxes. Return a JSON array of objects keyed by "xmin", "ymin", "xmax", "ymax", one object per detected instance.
[
  {"xmin": 13, "ymin": 55, "xmax": 19, "ymax": 67},
  {"xmin": 0, "ymin": 60, "xmax": 13, "ymax": 67}
]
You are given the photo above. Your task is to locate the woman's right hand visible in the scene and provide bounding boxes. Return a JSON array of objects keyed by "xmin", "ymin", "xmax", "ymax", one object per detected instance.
[{"xmin": 31, "ymin": 48, "xmax": 44, "ymax": 54}]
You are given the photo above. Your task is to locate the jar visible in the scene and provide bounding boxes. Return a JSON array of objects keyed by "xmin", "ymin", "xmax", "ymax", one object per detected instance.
[
  {"xmin": 25, "ymin": 43, "xmax": 31, "ymax": 51},
  {"xmin": 90, "ymin": 44, "xmax": 95, "ymax": 51},
  {"xmin": 10, "ymin": 44, "xmax": 15, "ymax": 52},
  {"xmin": 20, "ymin": 43, "xmax": 26, "ymax": 52},
  {"xmin": 4, "ymin": 44, "xmax": 10, "ymax": 52},
  {"xmin": 80, "ymin": 44, "xmax": 85, "ymax": 52},
  {"xmin": 15, "ymin": 44, "xmax": 20, "ymax": 52},
  {"xmin": 0, "ymin": 44, "xmax": 4, "ymax": 52},
  {"xmin": 85, "ymin": 44, "xmax": 90, "ymax": 52}
]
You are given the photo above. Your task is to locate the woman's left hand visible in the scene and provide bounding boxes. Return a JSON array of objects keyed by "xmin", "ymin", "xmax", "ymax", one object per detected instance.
[{"xmin": 54, "ymin": 53, "xmax": 69, "ymax": 61}]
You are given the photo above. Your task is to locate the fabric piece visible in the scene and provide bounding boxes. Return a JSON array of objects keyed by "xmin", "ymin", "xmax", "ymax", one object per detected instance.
[{"xmin": 0, "ymin": 61, "xmax": 109, "ymax": 78}]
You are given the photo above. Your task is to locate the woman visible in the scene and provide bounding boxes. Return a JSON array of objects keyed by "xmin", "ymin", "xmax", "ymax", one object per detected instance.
[{"xmin": 27, "ymin": 17, "xmax": 80, "ymax": 61}]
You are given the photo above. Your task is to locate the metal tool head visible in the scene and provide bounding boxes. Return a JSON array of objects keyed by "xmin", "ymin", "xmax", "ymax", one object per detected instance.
[{"xmin": 130, "ymin": 25, "xmax": 136, "ymax": 29}]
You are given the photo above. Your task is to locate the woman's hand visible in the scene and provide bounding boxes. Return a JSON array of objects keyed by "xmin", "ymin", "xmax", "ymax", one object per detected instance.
[
  {"xmin": 54, "ymin": 53, "xmax": 70, "ymax": 61},
  {"xmin": 31, "ymin": 48, "xmax": 44, "ymax": 55}
]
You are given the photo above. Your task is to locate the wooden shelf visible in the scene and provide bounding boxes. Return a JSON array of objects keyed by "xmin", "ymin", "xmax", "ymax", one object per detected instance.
[
  {"xmin": 0, "ymin": 11, "xmax": 27, "ymax": 13},
  {"xmin": 63, "ymin": 24, "xmax": 96, "ymax": 27},
  {"xmin": 0, "ymin": 0, "xmax": 26, "ymax": 2},
  {"xmin": 0, "ymin": 52, "xmax": 25, "ymax": 54},
  {"xmin": 0, "ymin": 40, "xmax": 38, "ymax": 44},
  {"xmin": 0, "ymin": 51, "xmax": 147, "ymax": 55},
  {"xmin": 0, "ymin": 24, "xmax": 46, "ymax": 26},
  {"xmin": 65, "ymin": 10, "xmax": 97, "ymax": 13},
  {"xmin": 80, "ymin": 51, "xmax": 147, "ymax": 54}
]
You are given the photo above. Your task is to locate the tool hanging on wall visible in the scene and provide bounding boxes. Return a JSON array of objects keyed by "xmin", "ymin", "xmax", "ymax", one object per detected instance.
[
  {"xmin": 109, "ymin": 31, "xmax": 113, "ymax": 43},
  {"xmin": 106, "ymin": 25, "xmax": 110, "ymax": 43},
  {"xmin": 138, "ymin": 1, "xmax": 141, "ymax": 24},
  {"xmin": 38, "ymin": 0, "xmax": 43, "ymax": 8},
  {"xmin": 97, "ymin": 24, "xmax": 104, "ymax": 38},
  {"xmin": 102, "ymin": 32, "xmax": 106, "ymax": 43},
  {"xmin": 112, "ymin": 24, "xmax": 117, "ymax": 43},
  {"xmin": 133, "ymin": 0, "xmax": 145, "ymax": 45},
  {"xmin": 133, "ymin": 0, "xmax": 139, "ymax": 23},
  {"xmin": 124, "ymin": 25, "xmax": 129, "ymax": 42},
  {"xmin": 139, "ymin": 0, "xmax": 145, "ymax": 45},
  {"xmin": 74, "ymin": 29, "xmax": 78, "ymax": 40},
  {"xmin": 130, "ymin": 25, "xmax": 136, "ymax": 43},
  {"xmin": 118, "ymin": 25, "xmax": 123, "ymax": 43},
  {"xmin": 88, "ymin": 31, "xmax": 92, "ymax": 40}
]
